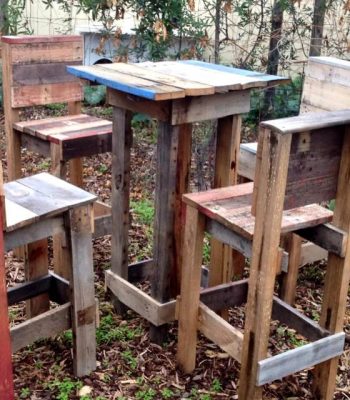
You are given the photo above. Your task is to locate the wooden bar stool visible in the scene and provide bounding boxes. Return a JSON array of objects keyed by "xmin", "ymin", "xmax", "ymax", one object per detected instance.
[
  {"xmin": 1, "ymin": 163, "xmax": 97, "ymax": 377},
  {"xmin": 238, "ymin": 56, "xmax": 350, "ymax": 304},
  {"xmin": 0, "ymin": 189, "xmax": 14, "ymax": 399},
  {"xmin": 177, "ymin": 109, "xmax": 350, "ymax": 399},
  {"xmin": 2, "ymin": 35, "xmax": 113, "ymax": 238}
]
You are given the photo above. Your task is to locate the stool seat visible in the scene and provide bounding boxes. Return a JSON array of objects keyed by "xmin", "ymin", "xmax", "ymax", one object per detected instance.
[
  {"xmin": 4, "ymin": 172, "xmax": 97, "ymax": 231},
  {"xmin": 14, "ymin": 114, "xmax": 112, "ymax": 160},
  {"xmin": 183, "ymin": 182, "xmax": 333, "ymax": 240}
]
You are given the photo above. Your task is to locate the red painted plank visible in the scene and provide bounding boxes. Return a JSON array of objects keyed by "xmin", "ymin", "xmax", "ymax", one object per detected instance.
[
  {"xmin": 2, "ymin": 35, "xmax": 81, "ymax": 44},
  {"xmin": 0, "ymin": 205, "xmax": 14, "ymax": 399}
]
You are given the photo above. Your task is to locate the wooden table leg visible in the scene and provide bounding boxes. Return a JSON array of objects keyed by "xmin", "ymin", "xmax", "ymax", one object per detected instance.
[
  {"xmin": 210, "ymin": 115, "xmax": 245, "ymax": 317},
  {"xmin": 110, "ymin": 107, "xmax": 132, "ymax": 315},
  {"xmin": 150, "ymin": 122, "xmax": 183, "ymax": 343}
]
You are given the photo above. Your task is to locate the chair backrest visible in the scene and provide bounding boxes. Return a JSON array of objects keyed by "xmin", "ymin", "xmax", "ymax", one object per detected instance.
[
  {"xmin": 300, "ymin": 57, "xmax": 350, "ymax": 113},
  {"xmin": 1, "ymin": 35, "xmax": 84, "ymax": 108},
  {"xmin": 256, "ymin": 111, "xmax": 350, "ymax": 211}
]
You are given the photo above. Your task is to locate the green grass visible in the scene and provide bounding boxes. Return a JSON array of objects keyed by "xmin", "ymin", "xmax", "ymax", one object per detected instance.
[
  {"xmin": 96, "ymin": 315, "xmax": 143, "ymax": 345},
  {"xmin": 131, "ymin": 199, "xmax": 154, "ymax": 226}
]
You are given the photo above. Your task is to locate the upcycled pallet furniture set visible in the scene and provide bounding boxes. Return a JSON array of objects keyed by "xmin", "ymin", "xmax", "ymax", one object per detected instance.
[
  {"xmin": 67, "ymin": 60, "xmax": 288, "ymax": 340},
  {"xmin": 239, "ymin": 56, "xmax": 350, "ymax": 304},
  {"xmin": 0, "ymin": 162, "xmax": 97, "ymax": 377},
  {"xmin": 177, "ymin": 109, "xmax": 350, "ymax": 399}
]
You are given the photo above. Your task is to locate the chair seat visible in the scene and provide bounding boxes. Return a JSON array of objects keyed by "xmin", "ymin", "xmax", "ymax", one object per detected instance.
[
  {"xmin": 183, "ymin": 182, "xmax": 333, "ymax": 239},
  {"xmin": 4, "ymin": 172, "xmax": 97, "ymax": 231},
  {"xmin": 14, "ymin": 114, "xmax": 112, "ymax": 159}
]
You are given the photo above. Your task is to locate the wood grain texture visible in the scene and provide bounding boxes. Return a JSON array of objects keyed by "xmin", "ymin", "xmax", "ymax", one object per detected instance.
[
  {"xmin": 0, "ymin": 202, "xmax": 15, "ymax": 399},
  {"xmin": 238, "ymin": 130, "xmax": 292, "ymax": 400},
  {"xmin": 313, "ymin": 128, "xmax": 350, "ymax": 398},
  {"xmin": 177, "ymin": 205, "xmax": 205, "ymax": 373},
  {"xmin": 257, "ymin": 333, "xmax": 345, "ymax": 386},
  {"xmin": 2, "ymin": 35, "xmax": 81, "ymax": 44}
]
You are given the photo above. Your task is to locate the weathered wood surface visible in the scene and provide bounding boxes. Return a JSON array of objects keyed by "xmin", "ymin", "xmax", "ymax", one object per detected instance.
[
  {"xmin": 198, "ymin": 302, "xmax": 243, "ymax": 363},
  {"xmin": 183, "ymin": 182, "xmax": 332, "ymax": 240},
  {"xmin": 261, "ymin": 109, "xmax": 350, "ymax": 135},
  {"xmin": 68, "ymin": 60, "xmax": 286, "ymax": 101},
  {"xmin": 2, "ymin": 35, "xmax": 82, "ymax": 44},
  {"xmin": 0, "ymin": 198, "xmax": 14, "ymax": 399},
  {"xmin": 10, "ymin": 303, "xmax": 71, "ymax": 353},
  {"xmin": 257, "ymin": 332, "xmax": 345, "ymax": 386},
  {"xmin": 239, "ymin": 130, "xmax": 292, "ymax": 399},
  {"xmin": 4, "ymin": 173, "xmax": 96, "ymax": 231}
]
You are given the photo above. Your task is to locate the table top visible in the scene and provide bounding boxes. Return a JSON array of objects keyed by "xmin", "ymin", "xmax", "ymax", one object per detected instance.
[{"xmin": 67, "ymin": 60, "xmax": 289, "ymax": 101}]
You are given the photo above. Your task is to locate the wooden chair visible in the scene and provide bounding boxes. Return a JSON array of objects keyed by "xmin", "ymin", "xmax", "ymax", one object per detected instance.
[
  {"xmin": 238, "ymin": 56, "xmax": 350, "ymax": 304},
  {"xmin": 1, "ymin": 162, "xmax": 97, "ymax": 377},
  {"xmin": 0, "ymin": 184, "xmax": 14, "ymax": 399},
  {"xmin": 177, "ymin": 109, "xmax": 350, "ymax": 399},
  {"xmin": 1, "ymin": 35, "xmax": 112, "ymax": 238}
]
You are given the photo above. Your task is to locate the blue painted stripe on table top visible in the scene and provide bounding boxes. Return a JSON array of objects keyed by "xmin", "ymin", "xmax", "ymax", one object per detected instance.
[
  {"xmin": 67, "ymin": 65, "xmax": 158, "ymax": 100},
  {"xmin": 181, "ymin": 60, "xmax": 286, "ymax": 81}
]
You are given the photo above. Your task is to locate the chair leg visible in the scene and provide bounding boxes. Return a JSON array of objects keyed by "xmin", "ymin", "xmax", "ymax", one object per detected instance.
[
  {"xmin": 280, "ymin": 233, "xmax": 302, "ymax": 305},
  {"xmin": 25, "ymin": 239, "xmax": 50, "ymax": 317},
  {"xmin": 177, "ymin": 205, "xmax": 205, "ymax": 373},
  {"xmin": 68, "ymin": 204, "xmax": 96, "ymax": 377}
]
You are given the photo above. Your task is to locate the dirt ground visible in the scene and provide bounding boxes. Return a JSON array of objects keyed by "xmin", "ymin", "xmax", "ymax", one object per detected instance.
[{"xmin": 2, "ymin": 105, "xmax": 350, "ymax": 399}]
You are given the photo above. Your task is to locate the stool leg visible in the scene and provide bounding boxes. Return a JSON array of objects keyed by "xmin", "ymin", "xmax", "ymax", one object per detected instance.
[
  {"xmin": 238, "ymin": 129, "xmax": 291, "ymax": 399},
  {"xmin": 68, "ymin": 204, "xmax": 96, "ymax": 377},
  {"xmin": 177, "ymin": 205, "xmax": 205, "ymax": 373},
  {"xmin": 279, "ymin": 233, "xmax": 302, "ymax": 305}
]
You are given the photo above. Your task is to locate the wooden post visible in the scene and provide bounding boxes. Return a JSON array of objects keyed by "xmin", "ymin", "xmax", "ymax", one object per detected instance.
[
  {"xmin": 238, "ymin": 129, "xmax": 292, "ymax": 400},
  {"xmin": 0, "ymin": 197, "xmax": 15, "ymax": 399},
  {"xmin": 313, "ymin": 128, "xmax": 350, "ymax": 399},
  {"xmin": 177, "ymin": 205, "xmax": 205, "ymax": 372},
  {"xmin": 279, "ymin": 233, "xmax": 302, "ymax": 305},
  {"xmin": 110, "ymin": 106, "xmax": 132, "ymax": 315},
  {"xmin": 68, "ymin": 100, "xmax": 84, "ymax": 188},
  {"xmin": 150, "ymin": 122, "xmax": 180, "ymax": 343},
  {"xmin": 69, "ymin": 204, "xmax": 96, "ymax": 377},
  {"xmin": 210, "ymin": 115, "xmax": 245, "ymax": 317}
]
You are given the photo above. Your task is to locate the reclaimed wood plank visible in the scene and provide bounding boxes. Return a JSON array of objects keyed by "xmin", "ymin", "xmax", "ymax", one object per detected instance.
[
  {"xmin": 11, "ymin": 82, "xmax": 83, "ymax": 108},
  {"xmin": 299, "ymin": 242, "xmax": 328, "ymax": 267},
  {"xmin": 177, "ymin": 205, "xmax": 205, "ymax": 373},
  {"xmin": 10, "ymin": 303, "xmax": 71, "ymax": 353},
  {"xmin": 313, "ymin": 128, "xmax": 350, "ymax": 398},
  {"xmin": 257, "ymin": 333, "xmax": 345, "ymax": 386},
  {"xmin": 239, "ymin": 129, "xmax": 292, "ymax": 399},
  {"xmin": 0, "ymin": 200, "xmax": 15, "ymax": 399},
  {"xmin": 12, "ymin": 61, "xmax": 80, "ymax": 86},
  {"xmin": 7, "ymin": 275, "xmax": 51, "ymax": 306},
  {"xmin": 238, "ymin": 142, "xmax": 257, "ymax": 181},
  {"xmin": 69, "ymin": 205, "xmax": 96, "ymax": 376},
  {"xmin": 198, "ymin": 302, "xmax": 243, "ymax": 363},
  {"xmin": 260, "ymin": 109, "xmax": 350, "ymax": 135},
  {"xmin": 67, "ymin": 65, "xmax": 185, "ymax": 101},
  {"xmin": 140, "ymin": 61, "xmax": 269, "ymax": 91},
  {"xmin": 296, "ymin": 223, "xmax": 347, "ymax": 258},
  {"xmin": 2, "ymin": 35, "xmax": 82, "ymax": 44},
  {"xmin": 103, "ymin": 62, "xmax": 215, "ymax": 96},
  {"xmin": 14, "ymin": 114, "xmax": 88, "ymax": 133},
  {"xmin": 109, "ymin": 107, "xmax": 132, "ymax": 315}
]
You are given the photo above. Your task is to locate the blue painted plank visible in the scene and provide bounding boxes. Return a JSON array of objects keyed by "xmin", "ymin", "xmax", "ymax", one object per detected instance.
[
  {"xmin": 67, "ymin": 65, "xmax": 158, "ymax": 100},
  {"xmin": 181, "ymin": 60, "xmax": 287, "ymax": 82}
]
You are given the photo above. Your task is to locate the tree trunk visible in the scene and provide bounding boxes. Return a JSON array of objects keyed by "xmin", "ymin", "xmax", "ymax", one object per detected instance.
[
  {"xmin": 214, "ymin": 0, "xmax": 221, "ymax": 64},
  {"xmin": 0, "ymin": 0, "xmax": 8, "ymax": 35},
  {"xmin": 263, "ymin": 0, "xmax": 284, "ymax": 118},
  {"xmin": 310, "ymin": 0, "xmax": 326, "ymax": 56}
]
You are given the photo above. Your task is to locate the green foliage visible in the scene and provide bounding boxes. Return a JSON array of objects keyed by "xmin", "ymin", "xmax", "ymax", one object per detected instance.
[
  {"xmin": 211, "ymin": 378, "xmax": 222, "ymax": 393},
  {"xmin": 121, "ymin": 349, "xmax": 138, "ymax": 370},
  {"xmin": 47, "ymin": 378, "xmax": 83, "ymax": 400},
  {"xmin": 84, "ymin": 85, "xmax": 107, "ymax": 106},
  {"xmin": 96, "ymin": 314, "xmax": 143, "ymax": 344},
  {"xmin": 161, "ymin": 387, "xmax": 174, "ymax": 398},
  {"xmin": 135, "ymin": 388, "xmax": 156, "ymax": 400},
  {"xmin": 130, "ymin": 199, "xmax": 154, "ymax": 225},
  {"xmin": 20, "ymin": 387, "xmax": 31, "ymax": 399}
]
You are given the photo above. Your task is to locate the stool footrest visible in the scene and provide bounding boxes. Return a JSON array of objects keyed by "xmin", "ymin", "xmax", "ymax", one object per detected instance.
[{"xmin": 257, "ymin": 332, "xmax": 345, "ymax": 386}]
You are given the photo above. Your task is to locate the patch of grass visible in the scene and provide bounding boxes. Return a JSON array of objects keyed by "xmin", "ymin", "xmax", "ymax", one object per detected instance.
[
  {"xmin": 47, "ymin": 378, "xmax": 82, "ymax": 400},
  {"xmin": 276, "ymin": 326, "xmax": 307, "ymax": 347},
  {"xmin": 96, "ymin": 315, "xmax": 143, "ymax": 345},
  {"xmin": 161, "ymin": 387, "xmax": 174, "ymax": 398},
  {"xmin": 45, "ymin": 103, "xmax": 66, "ymax": 112},
  {"xmin": 20, "ymin": 387, "xmax": 31, "ymax": 399},
  {"xmin": 211, "ymin": 378, "xmax": 222, "ymax": 393},
  {"xmin": 37, "ymin": 160, "xmax": 51, "ymax": 170},
  {"xmin": 131, "ymin": 199, "xmax": 154, "ymax": 226},
  {"xmin": 98, "ymin": 163, "xmax": 109, "ymax": 174},
  {"xmin": 121, "ymin": 349, "xmax": 138, "ymax": 370},
  {"xmin": 135, "ymin": 388, "xmax": 156, "ymax": 400}
]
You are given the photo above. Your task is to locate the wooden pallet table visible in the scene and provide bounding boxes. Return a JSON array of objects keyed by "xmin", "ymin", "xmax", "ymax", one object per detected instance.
[{"xmin": 68, "ymin": 61, "xmax": 288, "ymax": 340}]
